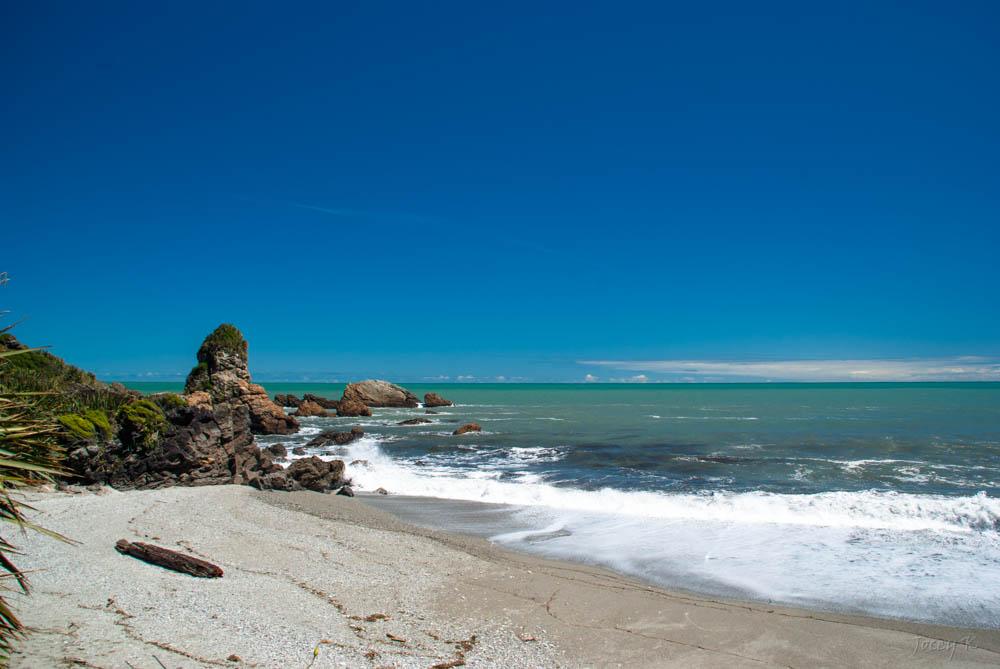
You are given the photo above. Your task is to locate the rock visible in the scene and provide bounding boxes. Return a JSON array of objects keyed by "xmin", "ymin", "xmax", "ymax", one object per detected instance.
[
  {"xmin": 227, "ymin": 655, "xmax": 241, "ymax": 663},
  {"xmin": 293, "ymin": 400, "xmax": 329, "ymax": 417},
  {"xmin": 341, "ymin": 380, "xmax": 419, "ymax": 408},
  {"xmin": 285, "ymin": 456, "xmax": 346, "ymax": 492},
  {"xmin": 292, "ymin": 446, "xmax": 307, "ymax": 456},
  {"xmin": 337, "ymin": 485, "xmax": 355, "ymax": 497},
  {"xmin": 425, "ymin": 409, "xmax": 440, "ymax": 415},
  {"xmin": 267, "ymin": 443, "xmax": 287, "ymax": 458},
  {"xmin": 452, "ymin": 423, "xmax": 482, "ymax": 435},
  {"xmin": 423, "ymin": 392, "xmax": 453, "ymax": 408},
  {"xmin": 183, "ymin": 324, "xmax": 299, "ymax": 436},
  {"xmin": 303, "ymin": 393, "xmax": 340, "ymax": 410},
  {"xmin": 374, "ymin": 487, "xmax": 389, "ymax": 495},
  {"xmin": 306, "ymin": 426, "xmax": 364, "ymax": 448},
  {"xmin": 337, "ymin": 398, "xmax": 372, "ymax": 417},
  {"xmin": 274, "ymin": 394, "xmax": 302, "ymax": 408},
  {"xmin": 349, "ymin": 459, "xmax": 370, "ymax": 467},
  {"xmin": 397, "ymin": 418, "xmax": 431, "ymax": 425}
]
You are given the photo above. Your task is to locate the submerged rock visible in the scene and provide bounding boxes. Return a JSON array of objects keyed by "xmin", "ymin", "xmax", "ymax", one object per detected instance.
[
  {"xmin": 452, "ymin": 423, "xmax": 482, "ymax": 435},
  {"xmin": 306, "ymin": 426, "xmax": 364, "ymax": 448},
  {"xmin": 423, "ymin": 392, "xmax": 453, "ymax": 408},
  {"xmin": 341, "ymin": 380, "xmax": 419, "ymax": 408},
  {"xmin": 374, "ymin": 487, "xmax": 389, "ymax": 495},
  {"xmin": 397, "ymin": 418, "xmax": 431, "ymax": 426}
]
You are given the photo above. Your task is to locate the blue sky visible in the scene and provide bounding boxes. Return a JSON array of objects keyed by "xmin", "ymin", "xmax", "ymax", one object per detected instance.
[{"xmin": 2, "ymin": 2, "xmax": 999, "ymax": 382}]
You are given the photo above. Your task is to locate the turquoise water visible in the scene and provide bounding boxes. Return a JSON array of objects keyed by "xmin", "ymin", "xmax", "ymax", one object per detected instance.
[{"xmin": 127, "ymin": 382, "xmax": 1000, "ymax": 626}]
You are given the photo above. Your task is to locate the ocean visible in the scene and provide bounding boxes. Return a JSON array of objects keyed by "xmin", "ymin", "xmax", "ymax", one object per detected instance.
[{"xmin": 129, "ymin": 382, "xmax": 1000, "ymax": 627}]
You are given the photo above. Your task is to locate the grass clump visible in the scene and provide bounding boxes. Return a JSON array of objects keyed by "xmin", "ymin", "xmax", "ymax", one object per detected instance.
[
  {"xmin": 116, "ymin": 399, "xmax": 167, "ymax": 451},
  {"xmin": 57, "ymin": 413, "xmax": 96, "ymax": 441},
  {"xmin": 152, "ymin": 393, "xmax": 186, "ymax": 411},
  {"xmin": 83, "ymin": 409, "xmax": 113, "ymax": 439}
]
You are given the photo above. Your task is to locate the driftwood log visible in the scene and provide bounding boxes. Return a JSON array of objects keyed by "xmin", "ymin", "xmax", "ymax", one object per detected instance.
[{"xmin": 115, "ymin": 539, "xmax": 224, "ymax": 578}]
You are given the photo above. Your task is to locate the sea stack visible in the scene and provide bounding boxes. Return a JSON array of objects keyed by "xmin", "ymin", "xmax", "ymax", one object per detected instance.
[{"xmin": 184, "ymin": 324, "xmax": 299, "ymax": 435}]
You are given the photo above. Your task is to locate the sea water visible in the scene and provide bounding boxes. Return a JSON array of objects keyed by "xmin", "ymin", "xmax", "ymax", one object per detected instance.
[{"xmin": 132, "ymin": 382, "xmax": 1000, "ymax": 627}]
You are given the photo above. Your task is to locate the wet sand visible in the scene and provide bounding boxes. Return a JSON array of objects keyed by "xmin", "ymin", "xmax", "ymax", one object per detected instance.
[{"xmin": 12, "ymin": 485, "xmax": 1000, "ymax": 668}]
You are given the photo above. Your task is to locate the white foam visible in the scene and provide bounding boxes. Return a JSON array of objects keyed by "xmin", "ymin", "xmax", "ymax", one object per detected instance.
[{"xmin": 343, "ymin": 440, "xmax": 1000, "ymax": 533}]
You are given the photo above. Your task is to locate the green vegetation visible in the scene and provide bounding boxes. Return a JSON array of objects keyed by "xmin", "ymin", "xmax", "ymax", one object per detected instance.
[
  {"xmin": 151, "ymin": 392, "xmax": 186, "ymax": 411},
  {"xmin": 196, "ymin": 323, "xmax": 247, "ymax": 363},
  {"xmin": 185, "ymin": 361, "xmax": 211, "ymax": 393},
  {"xmin": 0, "ymin": 283, "xmax": 71, "ymax": 663},
  {"xmin": 84, "ymin": 409, "xmax": 113, "ymax": 439},
  {"xmin": 57, "ymin": 413, "xmax": 97, "ymax": 441},
  {"xmin": 116, "ymin": 399, "xmax": 167, "ymax": 450}
]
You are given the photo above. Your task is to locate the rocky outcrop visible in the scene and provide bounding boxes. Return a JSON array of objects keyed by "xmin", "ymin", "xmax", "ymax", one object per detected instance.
[
  {"xmin": 184, "ymin": 324, "xmax": 299, "ymax": 436},
  {"xmin": 267, "ymin": 443, "xmax": 287, "ymax": 459},
  {"xmin": 423, "ymin": 392, "xmax": 453, "ymax": 407},
  {"xmin": 66, "ymin": 401, "xmax": 257, "ymax": 490},
  {"xmin": 293, "ymin": 400, "xmax": 329, "ymax": 418},
  {"xmin": 303, "ymin": 393, "xmax": 340, "ymax": 410},
  {"xmin": 453, "ymin": 423, "xmax": 482, "ymax": 435},
  {"xmin": 274, "ymin": 394, "xmax": 302, "ymax": 408},
  {"xmin": 337, "ymin": 398, "xmax": 372, "ymax": 417},
  {"xmin": 341, "ymin": 380, "xmax": 419, "ymax": 408},
  {"xmin": 306, "ymin": 426, "xmax": 364, "ymax": 448}
]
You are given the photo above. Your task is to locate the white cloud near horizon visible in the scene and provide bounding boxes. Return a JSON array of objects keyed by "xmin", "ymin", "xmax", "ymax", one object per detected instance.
[{"xmin": 580, "ymin": 357, "xmax": 1000, "ymax": 382}]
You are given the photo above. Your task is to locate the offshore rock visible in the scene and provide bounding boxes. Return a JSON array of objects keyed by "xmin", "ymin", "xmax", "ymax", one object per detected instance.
[
  {"xmin": 337, "ymin": 398, "xmax": 372, "ymax": 417},
  {"xmin": 306, "ymin": 426, "xmax": 364, "ymax": 448},
  {"xmin": 341, "ymin": 380, "xmax": 419, "ymax": 408},
  {"xmin": 293, "ymin": 400, "xmax": 329, "ymax": 417},
  {"xmin": 452, "ymin": 423, "xmax": 482, "ymax": 436},
  {"xmin": 274, "ymin": 394, "xmax": 303, "ymax": 408},
  {"xmin": 303, "ymin": 393, "xmax": 340, "ymax": 410},
  {"xmin": 423, "ymin": 392, "xmax": 454, "ymax": 407},
  {"xmin": 283, "ymin": 456, "xmax": 347, "ymax": 492}
]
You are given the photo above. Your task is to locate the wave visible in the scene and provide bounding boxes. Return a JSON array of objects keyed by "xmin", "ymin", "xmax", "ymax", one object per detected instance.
[{"xmin": 343, "ymin": 440, "xmax": 1000, "ymax": 533}]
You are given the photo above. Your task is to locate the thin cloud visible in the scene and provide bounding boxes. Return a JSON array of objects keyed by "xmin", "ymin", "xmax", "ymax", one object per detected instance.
[{"xmin": 580, "ymin": 358, "xmax": 1000, "ymax": 382}]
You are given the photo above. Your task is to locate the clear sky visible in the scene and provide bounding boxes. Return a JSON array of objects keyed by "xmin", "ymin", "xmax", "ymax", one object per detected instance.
[{"xmin": 3, "ymin": 2, "xmax": 999, "ymax": 382}]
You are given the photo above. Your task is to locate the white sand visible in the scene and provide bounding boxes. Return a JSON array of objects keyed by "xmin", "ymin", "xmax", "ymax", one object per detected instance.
[{"xmin": 10, "ymin": 485, "xmax": 1000, "ymax": 668}]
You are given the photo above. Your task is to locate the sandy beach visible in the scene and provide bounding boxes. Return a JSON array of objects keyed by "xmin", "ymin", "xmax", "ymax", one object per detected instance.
[{"xmin": 11, "ymin": 485, "xmax": 1000, "ymax": 668}]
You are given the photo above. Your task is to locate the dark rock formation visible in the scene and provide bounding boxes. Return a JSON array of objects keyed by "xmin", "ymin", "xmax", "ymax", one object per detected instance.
[
  {"xmin": 274, "ymin": 394, "xmax": 303, "ymax": 408},
  {"xmin": 337, "ymin": 485, "xmax": 355, "ymax": 497},
  {"xmin": 292, "ymin": 446, "xmax": 307, "ymax": 456},
  {"xmin": 337, "ymin": 398, "xmax": 372, "ymax": 417},
  {"xmin": 183, "ymin": 324, "xmax": 299, "ymax": 435},
  {"xmin": 283, "ymin": 456, "xmax": 346, "ymax": 492},
  {"xmin": 267, "ymin": 443, "xmax": 287, "ymax": 459},
  {"xmin": 423, "ymin": 392, "xmax": 453, "ymax": 408},
  {"xmin": 306, "ymin": 426, "xmax": 364, "ymax": 448},
  {"xmin": 293, "ymin": 400, "xmax": 329, "ymax": 417},
  {"xmin": 397, "ymin": 418, "xmax": 431, "ymax": 426},
  {"xmin": 453, "ymin": 423, "xmax": 482, "ymax": 435},
  {"xmin": 341, "ymin": 380, "xmax": 419, "ymax": 408},
  {"xmin": 303, "ymin": 393, "xmax": 340, "ymax": 410},
  {"xmin": 349, "ymin": 459, "xmax": 370, "ymax": 467}
]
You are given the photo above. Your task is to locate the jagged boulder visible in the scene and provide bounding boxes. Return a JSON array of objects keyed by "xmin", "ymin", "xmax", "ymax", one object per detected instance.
[
  {"xmin": 283, "ymin": 456, "xmax": 346, "ymax": 492},
  {"xmin": 341, "ymin": 380, "xmax": 419, "ymax": 408},
  {"xmin": 303, "ymin": 393, "xmax": 340, "ymax": 410},
  {"xmin": 423, "ymin": 392, "xmax": 453, "ymax": 407},
  {"xmin": 274, "ymin": 394, "xmax": 303, "ymax": 408},
  {"xmin": 293, "ymin": 400, "xmax": 329, "ymax": 417},
  {"xmin": 184, "ymin": 324, "xmax": 299, "ymax": 435},
  {"xmin": 337, "ymin": 398, "xmax": 372, "ymax": 417}
]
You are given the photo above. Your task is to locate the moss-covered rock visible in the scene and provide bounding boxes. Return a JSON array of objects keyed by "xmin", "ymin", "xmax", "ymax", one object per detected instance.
[
  {"xmin": 185, "ymin": 361, "xmax": 211, "ymax": 393},
  {"xmin": 116, "ymin": 399, "xmax": 168, "ymax": 450},
  {"xmin": 57, "ymin": 413, "xmax": 97, "ymax": 441}
]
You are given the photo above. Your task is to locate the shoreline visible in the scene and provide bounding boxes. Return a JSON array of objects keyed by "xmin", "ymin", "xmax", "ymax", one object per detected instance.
[{"xmin": 13, "ymin": 485, "xmax": 1000, "ymax": 667}]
